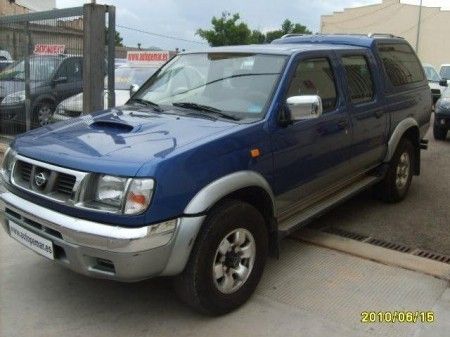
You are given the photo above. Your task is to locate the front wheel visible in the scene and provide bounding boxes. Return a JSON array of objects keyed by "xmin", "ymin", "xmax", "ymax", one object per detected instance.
[
  {"xmin": 33, "ymin": 101, "xmax": 55, "ymax": 127},
  {"xmin": 377, "ymin": 138, "xmax": 415, "ymax": 203},
  {"xmin": 174, "ymin": 200, "xmax": 268, "ymax": 315}
]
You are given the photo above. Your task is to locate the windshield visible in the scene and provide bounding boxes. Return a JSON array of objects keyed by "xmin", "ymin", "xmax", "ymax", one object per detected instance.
[
  {"xmin": 134, "ymin": 53, "xmax": 287, "ymax": 119},
  {"xmin": 423, "ymin": 65, "xmax": 441, "ymax": 82},
  {"xmin": 111, "ymin": 66, "xmax": 158, "ymax": 90},
  {"xmin": 0, "ymin": 57, "xmax": 60, "ymax": 81},
  {"xmin": 440, "ymin": 66, "xmax": 450, "ymax": 80}
]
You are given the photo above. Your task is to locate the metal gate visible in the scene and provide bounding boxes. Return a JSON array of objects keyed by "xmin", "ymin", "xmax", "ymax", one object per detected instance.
[{"xmin": 0, "ymin": 4, "xmax": 115, "ymax": 137}]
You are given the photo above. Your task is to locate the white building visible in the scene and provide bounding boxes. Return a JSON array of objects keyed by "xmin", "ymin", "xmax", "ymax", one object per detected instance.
[{"xmin": 321, "ymin": 0, "xmax": 450, "ymax": 68}]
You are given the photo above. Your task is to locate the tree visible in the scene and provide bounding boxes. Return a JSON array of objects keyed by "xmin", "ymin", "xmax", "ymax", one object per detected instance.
[
  {"xmin": 105, "ymin": 29, "xmax": 124, "ymax": 47},
  {"xmin": 197, "ymin": 15, "xmax": 312, "ymax": 46},
  {"xmin": 197, "ymin": 12, "xmax": 253, "ymax": 46},
  {"xmin": 265, "ymin": 19, "xmax": 312, "ymax": 43}
]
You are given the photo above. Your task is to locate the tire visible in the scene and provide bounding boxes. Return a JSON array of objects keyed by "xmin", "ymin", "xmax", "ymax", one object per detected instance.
[
  {"xmin": 174, "ymin": 200, "xmax": 268, "ymax": 315},
  {"xmin": 377, "ymin": 138, "xmax": 415, "ymax": 203},
  {"xmin": 433, "ymin": 124, "xmax": 447, "ymax": 140},
  {"xmin": 33, "ymin": 101, "xmax": 55, "ymax": 127}
]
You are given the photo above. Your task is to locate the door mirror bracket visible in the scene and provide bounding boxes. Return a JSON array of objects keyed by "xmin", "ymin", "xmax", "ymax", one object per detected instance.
[{"xmin": 286, "ymin": 95, "xmax": 323, "ymax": 122}]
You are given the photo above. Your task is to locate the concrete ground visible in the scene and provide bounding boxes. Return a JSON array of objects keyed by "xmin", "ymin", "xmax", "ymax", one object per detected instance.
[
  {"xmin": 1, "ymin": 124, "xmax": 450, "ymax": 337},
  {"xmin": 306, "ymin": 124, "xmax": 450, "ymax": 256},
  {"xmin": 1, "ymin": 235, "xmax": 449, "ymax": 337}
]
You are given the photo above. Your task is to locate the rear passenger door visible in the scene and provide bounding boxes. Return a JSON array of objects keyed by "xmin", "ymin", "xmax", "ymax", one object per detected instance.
[
  {"xmin": 272, "ymin": 53, "xmax": 352, "ymax": 214},
  {"xmin": 339, "ymin": 52, "xmax": 388, "ymax": 172}
]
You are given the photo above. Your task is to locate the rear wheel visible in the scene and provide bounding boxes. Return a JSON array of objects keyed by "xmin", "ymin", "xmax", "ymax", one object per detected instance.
[
  {"xmin": 377, "ymin": 138, "xmax": 415, "ymax": 203},
  {"xmin": 433, "ymin": 124, "xmax": 447, "ymax": 140},
  {"xmin": 33, "ymin": 101, "xmax": 55, "ymax": 127},
  {"xmin": 174, "ymin": 200, "xmax": 268, "ymax": 315}
]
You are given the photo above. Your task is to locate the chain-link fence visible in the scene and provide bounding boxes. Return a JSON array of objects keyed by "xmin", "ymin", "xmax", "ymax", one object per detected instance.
[{"xmin": 0, "ymin": 5, "xmax": 115, "ymax": 137}]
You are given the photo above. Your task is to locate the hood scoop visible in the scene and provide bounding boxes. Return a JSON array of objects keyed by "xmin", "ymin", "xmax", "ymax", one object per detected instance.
[{"xmin": 90, "ymin": 119, "xmax": 136, "ymax": 133}]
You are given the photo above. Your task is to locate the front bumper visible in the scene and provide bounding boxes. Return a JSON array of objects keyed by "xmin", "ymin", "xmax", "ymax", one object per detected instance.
[
  {"xmin": 0, "ymin": 192, "xmax": 205, "ymax": 281},
  {"xmin": 0, "ymin": 103, "xmax": 25, "ymax": 121}
]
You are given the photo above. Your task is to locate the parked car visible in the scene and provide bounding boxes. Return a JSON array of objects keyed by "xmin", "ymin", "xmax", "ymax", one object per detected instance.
[
  {"xmin": 52, "ymin": 64, "xmax": 158, "ymax": 122},
  {"xmin": 423, "ymin": 63, "xmax": 447, "ymax": 105},
  {"xmin": 0, "ymin": 35, "xmax": 431, "ymax": 315},
  {"xmin": 0, "ymin": 50, "xmax": 14, "ymax": 74},
  {"xmin": 434, "ymin": 87, "xmax": 450, "ymax": 140},
  {"xmin": 439, "ymin": 64, "xmax": 450, "ymax": 85},
  {"xmin": 0, "ymin": 54, "xmax": 83, "ymax": 129},
  {"xmin": 0, "ymin": 50, "xmax": 12, "ymax": 61},
  {"xmin": 115, "ymin": 58, "xmax": 127, "ymax": 69}
]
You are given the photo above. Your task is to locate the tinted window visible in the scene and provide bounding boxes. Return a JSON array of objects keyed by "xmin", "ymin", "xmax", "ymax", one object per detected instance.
[
  {"xmin": 440, "ymin": 66, "xmax": 450, "ymax": 80},
  {"xmin": 423, "ymin": 65, "xmax": 441, "ymax": 82},
  {"xmin": 57, "ymin": 58, "xmax": 82, "ymax": 82},
  {"xmin": 377, "ymin": 43, "xmax": 425, "ymax": 86},
  {"xmin": 342, "ymin": 55, "xmax": 374, "ymax": 104},
  {"xmin": 287, "ymin": 58, "xmax": 337, "ymax": 113}
]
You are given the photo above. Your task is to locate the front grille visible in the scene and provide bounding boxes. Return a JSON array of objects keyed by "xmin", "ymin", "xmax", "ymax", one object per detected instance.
[
  {"xmin": 13, "ymin": 159, "xmax": 78, "ymax": 202},
  {"xmin": 64, "ymin": 110, "xmax": 82, "ymax": 117},
  {"xmin": 431, "ymin": 89, "xmax": 441, "ymax": 95},
  {"xmin": 56, "ymin": 173, "xmax": 77, "ymax": 196},
  {"xmin": 18, "ymin": 161, "xmax": 32, "ymax": 182}
]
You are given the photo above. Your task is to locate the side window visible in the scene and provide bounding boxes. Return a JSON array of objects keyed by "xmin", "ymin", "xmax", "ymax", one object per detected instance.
[
  {"xmin": 377, "ymin": 43, "xmax": 425, "ymax": 86},
  {"xmin": 57, "ymin": 58, "xmax": 82, "ymax": 82},
  {"xmin": 287, "ymin": 57, "xmax": 337, "ymax": 113},
  {"xmin": 342, "ymin": 55, "xmax": 374, "ymax": 104}
]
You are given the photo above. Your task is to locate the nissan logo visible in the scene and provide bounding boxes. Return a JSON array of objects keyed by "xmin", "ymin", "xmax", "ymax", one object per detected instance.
[{"xmin": 34, "ymin": 172, "xmax": 48, "ymax": 188}]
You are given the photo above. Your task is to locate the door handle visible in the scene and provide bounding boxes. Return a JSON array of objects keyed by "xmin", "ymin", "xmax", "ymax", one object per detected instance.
[
  {"xmin": 374, "ymin": 110, "xmax": 384, "ymax": 118},
  {"xmin": 337, "ymin": 120, "xmax": 348, "ymax": 129}
]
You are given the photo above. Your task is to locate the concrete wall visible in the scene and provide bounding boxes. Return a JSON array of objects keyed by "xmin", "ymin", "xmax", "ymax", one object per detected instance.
[
  {"xmin": 321, "ymin": 0, "xmax": 450, "ymax": 69},
  {"xmin": 0, "ymin": 0, "xmax": 30, "ymax": 16}
]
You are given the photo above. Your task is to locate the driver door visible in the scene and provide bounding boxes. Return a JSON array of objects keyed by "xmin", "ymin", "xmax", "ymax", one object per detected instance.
[
  {"xmin": 52, "ymin": 57, "xmax": 83, "ymax": 104},
  {"xmin": 272, "ymin": 53, "xmax": 352, "ymax": 214}
]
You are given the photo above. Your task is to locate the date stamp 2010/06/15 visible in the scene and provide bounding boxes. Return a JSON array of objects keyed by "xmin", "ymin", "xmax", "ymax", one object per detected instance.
[{"xmin": 361, "ymin": 311, "xmax": 435, "ymax": 324}]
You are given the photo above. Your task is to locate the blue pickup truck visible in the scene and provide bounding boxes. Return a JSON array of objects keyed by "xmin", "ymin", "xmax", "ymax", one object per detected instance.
[{"xmin": 0, "ymin": 34, "xmax": 431, "ymax": 315}]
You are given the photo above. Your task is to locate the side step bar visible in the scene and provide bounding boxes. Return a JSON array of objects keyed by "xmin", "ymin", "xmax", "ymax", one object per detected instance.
[{"xmin": 278, "ymin": 175, "xmax": 381, "ymax": 239}]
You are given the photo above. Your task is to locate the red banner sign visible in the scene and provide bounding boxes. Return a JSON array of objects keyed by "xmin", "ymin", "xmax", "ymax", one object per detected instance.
[
  {"xmin": 34, "ymin": 44, "xmax": 66, "ymax": 55},
  {"xmin": 126, "ymin": 51, "xmax": 170, "ymax": 65}
]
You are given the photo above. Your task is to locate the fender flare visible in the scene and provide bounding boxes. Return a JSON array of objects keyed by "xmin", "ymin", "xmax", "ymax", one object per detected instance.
[
  {"xmin": 184, "ymin": 171, "xmax": 276, "ymax": 216},
  {"xmin": 384, "ymin": 117, "xmax": 419, "ymax": 162}
]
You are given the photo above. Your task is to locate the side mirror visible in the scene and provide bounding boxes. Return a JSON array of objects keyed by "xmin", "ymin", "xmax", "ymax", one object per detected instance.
[
  {"xmin": 286, "ymin": 95, "xmax": 323, "ymax": 121},
  {"xmin": 53, "ymin": 76, "xmax": 67, "ymax": 85},
  {"xmin": 130, "ymin": 84, "xmax": 139, "ymax": 96},
  {"xmin": 439, "ymin": 79, "xmax": 448, "ymax": 87}
]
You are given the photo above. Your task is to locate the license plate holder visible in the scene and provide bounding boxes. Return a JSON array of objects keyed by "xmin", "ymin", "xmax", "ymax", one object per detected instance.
[{"xmin": 9, "ymin": 221, "xmax": 55, "ymax": 260}]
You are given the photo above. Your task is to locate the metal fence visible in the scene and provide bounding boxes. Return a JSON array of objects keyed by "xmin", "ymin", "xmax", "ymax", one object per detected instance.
[{"xmin": 0, "ymin": 4, "xmax": 115, "ymax": 137}]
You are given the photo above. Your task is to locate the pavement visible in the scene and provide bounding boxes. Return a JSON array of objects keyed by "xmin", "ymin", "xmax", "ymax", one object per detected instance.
[
  {"xmin": 305, "ymin": 124, "xmax": 450, "ymax": 256},
  {"xmin": 1, "ymin": 125, "xmax": 450, "ymax": 337}
]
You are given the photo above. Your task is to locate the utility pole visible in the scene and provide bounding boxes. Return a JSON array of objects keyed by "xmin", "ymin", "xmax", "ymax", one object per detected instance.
[{"xmin": 415, "ymin": 0, "xmax": 423, "ymax": 53}]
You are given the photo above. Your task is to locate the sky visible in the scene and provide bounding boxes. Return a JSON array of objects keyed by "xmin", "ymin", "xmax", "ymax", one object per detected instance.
[{"xmin": 55, "ymin": 0, "xmax": 450, "ymax": 51}]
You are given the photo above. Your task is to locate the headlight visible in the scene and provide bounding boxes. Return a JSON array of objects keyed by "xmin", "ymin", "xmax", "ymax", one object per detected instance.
[
  {"xmin": 1, "ymin": 91, "xmax": 25, "ymax": 105},
  {"xmin": 82, "ymin": 175, "xmax": 155, "ymax": 215},
  {"xmin": 124, "ymin": 178, "xmax": 154, "ymax": 215},
  {"xmin": 0, "ymin": 147, "xmax": 17, "ymax": 182}
]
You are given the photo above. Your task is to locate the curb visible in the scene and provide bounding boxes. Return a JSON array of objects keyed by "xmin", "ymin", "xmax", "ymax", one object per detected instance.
[{"xmin": 292, "ymin": 228, "xmax": 450, "ymax": 281}]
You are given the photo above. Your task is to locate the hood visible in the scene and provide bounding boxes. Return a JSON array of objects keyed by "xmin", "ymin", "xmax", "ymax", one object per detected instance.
[
  {"xmin": 13, "ymin": 105, "xmax": 239, "ymax": 176},
  {"xmin": 58, "ymin": 90, "xmax": 131, "ymax": 114},
  {"xmin": 0, "ymin": 80, "xmax": 44, "ymax": 97}
]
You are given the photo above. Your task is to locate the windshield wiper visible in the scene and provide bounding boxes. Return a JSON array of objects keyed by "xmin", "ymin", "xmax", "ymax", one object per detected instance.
[
  {"xmin": 172, "ymin": 102, "xmax": 239, "ymax": 121},
  {"xmin": 128, "ymin": 98, "xmax": 162, "ymax": 112}
]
